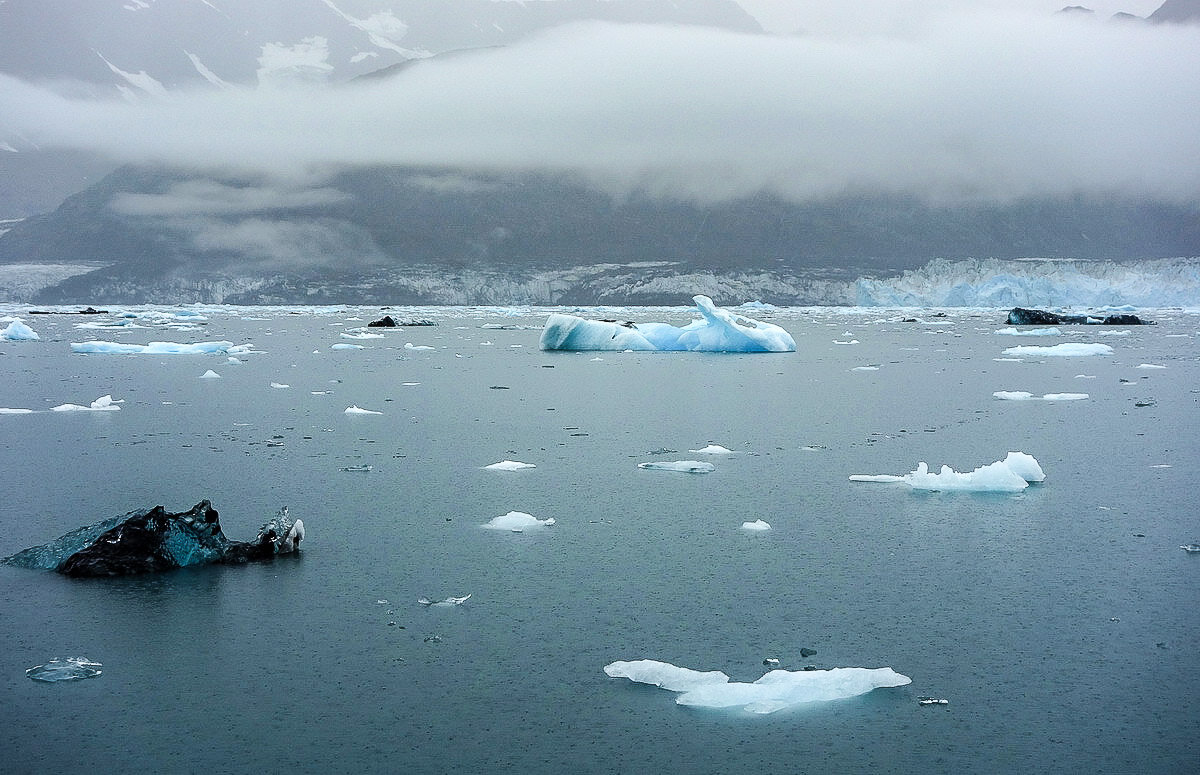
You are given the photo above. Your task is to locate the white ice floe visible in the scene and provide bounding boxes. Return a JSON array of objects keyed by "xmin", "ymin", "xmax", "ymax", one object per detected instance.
[
  {"xmin": 540, "ymin": 295, "xmax": 795, "ymax": 352},
  {"xmin": 344, "ymin": 405, "xmax": 382, "ymax": 415},
  {"xmin": 603, "ymin": 660, "xmax": 911, "ymax": 714},
  {"xmin": 484, "ymin": 460, "xmax": 536, "ymax": 471},
  {"xmin": 70, "ymin": 340, "xmax": 249, "ymax": 355},
  {"xmin": 1136, "ymin": 363, "xmax": 1167, "ymax": 370},
  {"xmin": 50, "ymin": 395, "xmax": 122, "ymax": 412},
  {"xmin": 341, "ymin": 331, "xmax": 384, "ymax": 339},
  {"xmin": 1, "ymin": 319, "xmax": 39, "ymax": 340},
  {"xmin": 405, "ymin": 343, "xmax": 436, "ymax": 350},
  {"xmin": 482, "ymin": 511, "xmax": 556, "ymax": 531},
  {"xmin": 993, "ymin": 391, "xmax": 1088, "ymax": 401},
  {"xmin": 0, "ymin": 407, "xmax": 34, "ymax": 414},
  {"xmin": 330, "ymin": 343, "xmax": 364, "ymax": 350},
  {"xmin": 852, "ymin": 365, "xmax": 880, "ymax": 371},
  {"xmin": 270, "ymin": 382, "xmax": 290, "ymax": 389},
  {"xmin": 995, "ymin": 327, "xmax": 1061, "ymax": 336},
  {"xmin": 199, "ymin": 370, "xmax": 221, "ymax": 379},
  {"xmin": 741, "ymin": 520, "xmax": 772, "ymax": 531},
  {"xmin": 1001, "ymin": 343, "xmax": 1113, "ymax": 357},
  {"xmin": 690, "ymin": 444, "xmax": 737, "ymax": 454},
  {"xmin": 26, "ymin": 657, "xmax": 103, "ymax": 683},
  {"xmin": 850, "ymin": 452, "xmax": 1044, "ymax": 492},
  {"xmin": 638, "ymin": 461, "xmax": 716, "ymax": 473},
  {"xmin": 418, "ymin": 594, "xmax": 472, "ymax": 607}
]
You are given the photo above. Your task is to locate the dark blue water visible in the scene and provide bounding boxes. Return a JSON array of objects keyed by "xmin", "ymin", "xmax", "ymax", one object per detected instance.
[{"xmin": 1, "ymin": 306, "xmax": 1196, "ymax": 773}]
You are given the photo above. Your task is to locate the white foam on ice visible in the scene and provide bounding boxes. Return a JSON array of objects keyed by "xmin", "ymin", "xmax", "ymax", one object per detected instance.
[
  {"xmin": 603, "ymin": 660, "xmax": 912, "ymax": 714},
  {"xmin": 482, "ymin": 511, "xmax": 556, "ymax": 531},
  {"xmin": 70, "ymin": 340, "xmax": 243, "ymax": 354},
  {"xmin": 344, "ymin": 405, "xmax": 382, "ymax": 415},
  {"xmin": 995, "ymin": 326, "xmax": 1061, "ymax": 336},
  {"xmin": 540, "ymin": 295, "xmax": 795, "ymax": 353},
  {"xmin": 1001, "ymin": 343, "xmax": 1113, "ymax": 357},
  {"xmin": 484, "ymin": 460, "xmax": 536, "ymax": 471},
  {"xmin": 638, "ymin": 461, "xmax": 716, "ymax": 473},
  {"xmin": 851, "ymin": 452, "xmax": 1044, "ymax": 493},
  {"xmin": 741, "ymin": 520, "xmax": 772, "ymax": 531},
  {"xmin": 1, "ymin": 319, "xmax": 39, "ymax": 340},
  {"xmin": 50, "ymin": 395, "xmax": 122, "ymax": 412}
]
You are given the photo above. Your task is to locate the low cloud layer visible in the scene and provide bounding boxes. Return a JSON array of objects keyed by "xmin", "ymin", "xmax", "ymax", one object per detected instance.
[{"xmin": 2, "ymin": 10, "xmax": 1198, "ymax": 205}]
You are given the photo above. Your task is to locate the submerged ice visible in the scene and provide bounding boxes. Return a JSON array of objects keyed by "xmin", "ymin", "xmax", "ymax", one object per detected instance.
[
  {"xmin": 26, "ymin": 657, "xmax": 103, "ymax": 683},
  {"xmin": 603, "ymin": 659, "xmax": 911, "ymax": 714},
  {"xmin": 540, "ymin": 295, "xmax": 796, "ymax": 353}
]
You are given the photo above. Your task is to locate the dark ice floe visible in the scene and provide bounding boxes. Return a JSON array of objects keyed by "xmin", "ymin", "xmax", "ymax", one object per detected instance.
[{"xmin": 603, "ymin": 659, "xmax": 911, "ymax": 714}]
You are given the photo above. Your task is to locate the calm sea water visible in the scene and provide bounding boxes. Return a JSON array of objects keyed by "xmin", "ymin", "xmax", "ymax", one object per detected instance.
[{"xmin": 1, "ymin": 305, "xmax": 1197, "ymax": 774}]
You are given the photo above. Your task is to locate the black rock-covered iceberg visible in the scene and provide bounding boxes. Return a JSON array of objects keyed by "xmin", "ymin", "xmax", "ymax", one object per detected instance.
[
  {"xmin": 3, "ymin": 501, "xmax": 304, "ymax": 577},
  {"xmin": 1006, "ymin": 307, "xmax": 1151, "ymax": 325}
]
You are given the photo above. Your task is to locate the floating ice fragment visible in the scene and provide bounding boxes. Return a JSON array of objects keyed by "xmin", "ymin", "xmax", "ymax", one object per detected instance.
[
  {"xmin": 341, "ymin": 331, "xmax": 384, "ymax": 339},
  {"xmin": 484, "ymin": 460, "xmax": 536, "ymax": 471},
  {"xmin": 26, "ymin": 657, "xmax": 102, "ymax": 682},
  {"xmin": 1180, "ymin": 544, "xmax": 1200, "ymax": 553},
  {"xmin": 1136, "ymin": 364, "xmax": 1167, "ymax": 370},
  {"xmin": 330, "ymin": 343, "xmax": 364, "ymax": 350},
  {"xmin": 344, "ymin": 405, "xmax": 382, "ymax": 415},
  {"xmin": 604, "ymin": 659, "xmax": 911, "ymax": 713},
  {"xmin": 833, "ymin": 339, "xmax": 859, "ymax": 345},
  {"xmin": 70, "ymin": 340, "xmax": 241, "ymax": 354},
  {"xmin": 741, "ymin": 520, "xmax": 772, "ymax": 531},
  {"xmin": 0, "ymin": 407, "xmax": 34, "ymax": 414},
  {"xmin": 995, "ymin": 327, "xmax": 1060, "ymax": 336},
  {"xmin": 690, "ymin": 444, "xmax": 737, "ymax": 454},
  {"xmin": 918, "ymin": 697, "xmax": 949, "ymax": 706},
  {"xmin": 1000, "ymin": 343, "xmax": 1113, "ymax": 357},
  {"xmin": 852, "ymin": 365, "xmax": 879, "ymax": 371},
  {"xmin": 418, "ymin": 594, "xmax": 472, "ymax": 607},
  {"xmin": 638, "ymin": 460, "xmax": 715, "ymax": 473},
  {"xmin": 404, "ymin": 343, "xmax": 435, "ymax": 351},
  {"xmin": 50, "ymin": 395, "xmax": 122, "ymax": 412},
  {"xmin": 993, "ymin": 391, "xmax": 1088, "ymax": 401},
  {"xmin": 993, "ymin": 391, "xmax": 1034, "ymax": 400},
  {"xmin": 851, "ymin": 452, "xmax": 1044, "ymax": 492},
  {"xmin": 270, "ymin": 382, "xmax": 290, "ymax": 389},
  {"xmin": 339, "ymin": 465, "xmax": 373, "ymax": 472},
  {"xmin": 1, "ymin": 319, "xmax": 40, "ymax": 340},
  {"xmin": 200, "ymin": 369, "xmax": 221, "ymax": 379},
  {"xmin": 482, "ymin": 511, "xmax": 556, "ymax": 531},
  {"xmin": 541, "ymin": 295, "xmax": 796, "ymax": 352},
  {"xmin": 1042, "ymin": 393, "xmax": 1088, "ymax": 401}
]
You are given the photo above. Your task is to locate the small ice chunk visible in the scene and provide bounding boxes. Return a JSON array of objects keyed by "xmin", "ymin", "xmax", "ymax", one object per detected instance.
[
  {"xmin": 689, "ymin": 444, "xmax": 737, "ymax": 454},
  {"xmin": 419, "ymin": 594, "xmax": 472, "ymax": 607},
  {"xmin": 50, "ymin": 395, "xmax": 122, "ymax": 412},
  {"xmin": 1136, "ymin": 363, "xmax": 1167, "ymax": 370},
  {"xmin": 200, "ymin": 369, "xmax": 222, "ymax": 379},
  {"xmin": 270, "ymin": 382, "xmax": 290, "ymax": 388},
  {"xmin": 26, "ymin": 657, "xmax": 103, "ymax": 682},
  {"xmin": 331, "ymin": 343, "xmax": 364, "ymax": 350},
  {"xmin": 851, "ymin": 452, "xmax": 1044, "ymax": 492},
  {"xmin": 344, "ymin": 405, "xmax": 382, "ymax": 415},
  {"xmin": 484, "ymin": 460, "xmax": 536, "ymax": 471},
  {"xmin": 482, "ymin": 511, "xmax": 556, "ymax": 531},
  {"xmin": 70, "ymin": 340, "xmax": 240, "ymax": 354},
  {"xmin": 993, "ymin": 391, "xmax": 1034, "ymax": 400},
  {"xmin": 0, "ymin": 407, "xmax": 34, "ymax": 414},
  {"xmin": 1, "ymin": 319, "xmax": 40, "ymax": 341},
  {"xmin": 848, "ymin": 474, "xmax": 905, "ymax": 483},
  {"xmin": 1001, "ymin": 343, "xmax": 1113, "ymax": 357},
  {"xmin": 405, "ymin": 343, "xmax": 435, "ymax": 350},
  {"xmin": 638, "ymin": 461, "xmax": 715, "ymax": 473},
  {"xmin": 918, "ymin": 697, "xmax": 950, "ymax": 706},
  {"xmin": 604, "ymin": 660, "xmax": 912, "ymax": 713},
  {"xmin": 341, "ymin": 331, "xmax": 384, "ymax": 339},
  {"xmin": 852, "ymin": 365, "xmax": 879, "ymax": 371},
  {"xmin": 1042, "ymin": 393, "xmax": 1088, "ymax": 401},
  {"xmin": 995, "ymin": 327, "xmax": 1060, "ymax": 336},
  {"xmin": 994, "ymin": 391, "xmax": 1088, "ymax": 401},
  {"xmin": 1180, "ymin": 544, "xmax": 1200, "ymax": 553},
  {"xmin": 741, "ymin": 520, "xmax": 772, "ymax": 531}
]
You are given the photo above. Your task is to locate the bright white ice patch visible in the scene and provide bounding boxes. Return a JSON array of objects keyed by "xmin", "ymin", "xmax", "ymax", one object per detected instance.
[
  {"xmin": 344, "ymin": 405, "xmax": 382, "ymax": 415},
  {"xmin": 200, "ymin": 370, "xmax": 221, "ymax": 379},
  {"xmin": 540, "ymin": 295, "xmax": 795, "ymax": 352},
  {"xmin": 331, "ymin": 343, "xmax": 364, "ymax": 350},
  {"xmin": 484, "ymin": 460, "xmax": 536, "ymax": 471},
  {"xmin": 741, "ymin": 520, "xmax": 772, "ymax": 531},
  {"xmin": 1, "ymin": 319, "xmax": 39, "ymax": 340},
  {"xmin": 690, "ymin": 444, "xmax": 737, "ymax": 454},
  {"xmin": 603, "ymin": 660, "xmax": 911, "ymax": 714},
  {"xmin": 638, "ymin": 461, "xmax": 715, "ymax": 473},
  {"xmin": 482, "ymin": 511, "xmax": 556, "ymax": 531},
  {"xmin": 1136, "ymin": 363, "xmax": 1167, "ymax": 369},
  {"xmin": 50, "ymin": 395, "xmax": 122, "ymax": 412},
  {"xmin": 993, "ymin": 391, "xmax": 1088, "ymax": 401},
  {"xmin": 995, "ymin": 327, "xmax": 1061, "ymax": 336},
  {"xmin": 851, "ymin": 452, "xmax": 1044, "ymax": 492},
  {"xmin": 1001, "ymin": 343, "xmax": 1113, "ymax": 357},
  {"xmin": 70, "ymin": 340, "xmax": 247, "ymax": 354}
]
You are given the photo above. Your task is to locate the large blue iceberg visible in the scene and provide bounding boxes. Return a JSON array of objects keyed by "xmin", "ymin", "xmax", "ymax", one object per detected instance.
[
  {"xmin": 540, "ymin": 295, "xmax": 796, "ymax": 352},
  {"xmin": 3, "ymin": 501, "xmax": 303, "ymax": 577}
]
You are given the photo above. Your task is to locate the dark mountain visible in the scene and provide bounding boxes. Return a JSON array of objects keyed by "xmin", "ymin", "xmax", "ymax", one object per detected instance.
[
  {"xmin": 1149, "ymin": 0, "xmax": 1200, "ymax": 23},
  {"xmin": 1, "ymin": 165, "xmax": 1195, "ymax": 305}
]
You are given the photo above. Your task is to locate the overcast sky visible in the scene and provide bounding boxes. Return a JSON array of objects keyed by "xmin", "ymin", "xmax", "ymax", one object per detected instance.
[{"xmin": 1, "ymin": 4, "xmax": 1197, "ymax": 206}]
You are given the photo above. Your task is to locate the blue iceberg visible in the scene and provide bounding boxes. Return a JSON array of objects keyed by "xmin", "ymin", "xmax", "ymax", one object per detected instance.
[{"xmin": 540, "ymin": 295, "xmax": 796, "ymax": 352}]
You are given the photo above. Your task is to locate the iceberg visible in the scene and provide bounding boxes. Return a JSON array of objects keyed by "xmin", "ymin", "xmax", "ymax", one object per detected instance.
[
  {"xmin": 741, "ymin": 520, "xmax": 772, "ymax": 531},
  {"xmin": 70, "ymin": 340, "xmax": 243, "ymax": 354},
  {"xmin": 3, "ymin": 501, "xmax": 303, "ymax": 576},
  {"xmin": 200, "ymin": 370, "xmax": 221, "ymax": 379},
  {"xmin": 638, "ymin": 461, "xmax": 715, "ymax": 473},
  {"xmin": 483, "ymin": 460, "xmax": 536, "ymax": 471},
  {"xmin": 1, "ymin": 319, "xmax": 40, "ymax": 341},
  {"xmin": 690, "ymin": 444, "xmax": 737, "ymax": 454},
  {"xmin": 603, "ymin": 660, "xmax": 911, "ymax": 714},
  {"xmin": 851, "ymin": 452, "xmax": 1044, "ymax": 493},
  {"xmin": 344, "ymin": 405, "xmax": 382, "ymax": 415},
  {"xmin": 540, "ymin": 295, "xmax": 796, "ymax": 353},
  {"xmin": 482, "ymin": 511, "xmax": 556, "ymax": 531},
  {"xmin": 50, "ymin": 395, "xmax": 122, "ymax": 412},
  {"xmin": 1001, "ymin": 343, "xmax": 1113, "ymax": 357}
]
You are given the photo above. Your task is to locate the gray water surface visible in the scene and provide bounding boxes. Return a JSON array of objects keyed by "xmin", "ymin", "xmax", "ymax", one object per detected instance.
[{"xmin": 1, "ymin": 306, "xmax": 1196, "ymax": 774}]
